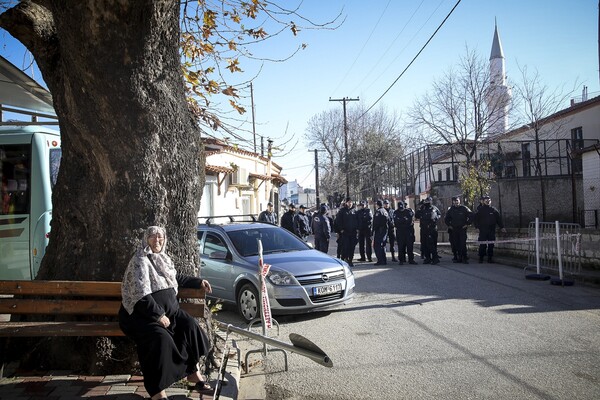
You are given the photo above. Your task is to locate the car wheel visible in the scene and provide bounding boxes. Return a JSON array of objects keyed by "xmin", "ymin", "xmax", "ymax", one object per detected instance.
[{"xmin": 237, "ymin": 283, "xmax": 260, "ymax": 322}]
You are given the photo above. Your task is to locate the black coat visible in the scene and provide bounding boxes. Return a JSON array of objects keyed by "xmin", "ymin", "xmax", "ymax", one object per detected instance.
[
  {"xmin": 474, "ymin": 205, "xmax": 504, "ymax": 230},
  {"xmin": 280, "ymin": 210, "xmax": 295, "ymax": 233},
  {"xmin": 444, "ymin": 205, "xmax": 472, "ymax": 228},
  {"xmin": 334, "ymin": 206, "xmax": 358, "ymax": 234}
]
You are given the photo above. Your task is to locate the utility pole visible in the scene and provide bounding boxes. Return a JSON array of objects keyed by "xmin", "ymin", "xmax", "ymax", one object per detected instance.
[
  {"xmin": 251, "ymin": 82, "xmax": 257, "ymax": 153},
  {"xmin": 309, "ymin": 149, "xmax": 326, "ymax": 206},
  {"xmin": 329, "ymin": 96, "xmax": 359, "ymax": 198}
]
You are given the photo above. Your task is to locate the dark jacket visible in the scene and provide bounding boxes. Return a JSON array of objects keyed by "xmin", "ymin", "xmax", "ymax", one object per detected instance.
[
  {"xmin": 258, "ymin": 210, "xmax": 277, "ymax": 225},
  {"xmin": 474, "ymin": 205, "xmax": 504, "ymax": 230},
  {"xmin": 281, "ymin": 210, "xmax": 295, "ymax": 233},
  {"xmin": 293, "ymin": 212, "xmax": 311, "ymax": 237},
  {"xmin": 334, "ymin": 206, "xmax": 358, "ymax": 234},
  {"xmin": 311, "ymin": 213, "xmax": 331, "ymax": 240},
  {"xmin": 384, "ymin": 207, "xmax": 395, "ymax": 233},
  {"xmin": 356, "ymin": 207, "xmax": 373, "ymax": 232},
  {"xmin": 444, "ymin": 205, "xmax": 472, "ymax": 229},
  {"xmin": 415, "ymin": 204, "xmax": 441, "ymax": 230},
  {"xmin": 372, "ymin": 207, "xmax": 389, "ymax": 235},
  {"xmin": 393, "ymin": 208, "xmax": 415, "ymax": 228}
]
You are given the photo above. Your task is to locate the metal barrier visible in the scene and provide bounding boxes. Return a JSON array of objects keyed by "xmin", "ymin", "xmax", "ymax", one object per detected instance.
[{"xmin": 527, "ymin": 220, "xmax": 582, "ymax": 277}]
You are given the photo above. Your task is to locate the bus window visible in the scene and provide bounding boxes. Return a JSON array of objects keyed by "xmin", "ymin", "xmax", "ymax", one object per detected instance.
[
  {"xmin": 1, "ymin": 144, "xmax": 31, "ymax": 215},
  {"xmin": 49, "ymin": 148, "xmax": 62, "ymax": 189}
]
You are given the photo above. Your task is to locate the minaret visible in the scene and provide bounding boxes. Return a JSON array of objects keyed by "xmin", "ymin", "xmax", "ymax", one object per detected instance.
[{"xmin": 486, "ymin": 21, "xmax": 511, "ymax": 137}]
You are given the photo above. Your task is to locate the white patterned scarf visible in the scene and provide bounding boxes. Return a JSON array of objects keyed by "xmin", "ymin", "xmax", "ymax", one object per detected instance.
[{"xmin": 121, "ymin": 226, "xmax": 178, "ymax": 315}]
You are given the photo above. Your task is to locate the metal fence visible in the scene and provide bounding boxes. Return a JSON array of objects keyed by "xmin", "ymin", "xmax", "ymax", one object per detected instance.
[{"xmin": 526, "ymin": 220, "xmax": 582, "ymax": 276}]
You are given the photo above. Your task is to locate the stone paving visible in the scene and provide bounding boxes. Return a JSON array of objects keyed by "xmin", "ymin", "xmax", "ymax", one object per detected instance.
[{"xmin": 0, "ymin": 370, "xmax": 208, "ymax": 399}]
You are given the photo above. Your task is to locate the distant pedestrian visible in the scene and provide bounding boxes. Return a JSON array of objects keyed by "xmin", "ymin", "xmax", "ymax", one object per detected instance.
[
  {"xmin": 356, "ymin": 200, "xmax": 373, "ymax": 262},
  {"xmin": 258, "ymin": 201, "xmax": 277, "ymax": 225},
  {"xmin": 415, "ymin": 196, "xmax": 441, "ymax": 264},
  {"xmin": 383, "ymin": 200, "xmax": 397, "ymax": 262},
  {"xmin": 444, "ymin": 196, "xmax": 472, "ymax": 264},
  {"xmin": 394, "ymin": 201, "xmax": 417, "ymax": 265},
  {"xmin": 280, "ymin": 203, "xmax": 296, "ymax": 235},
  {"xmin": 293, "ymin": 205, "xmax": 311, "ymax": 241},
  {"xmin": 473, "ymin": 195, "xmax": 506, "ymax": 263},
  {"xmin": 311, "ymin": 205, "xmax": 332, "ymax": 253},
  {"xmin": 372, "ymin": 200, "xmax": 389, "ymax": 265},
  {"xmin": 334, "ymin": 197, "xmax": 359, "ymax": 266}
]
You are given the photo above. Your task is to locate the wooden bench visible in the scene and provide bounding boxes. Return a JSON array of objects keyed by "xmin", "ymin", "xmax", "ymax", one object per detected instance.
[{"xmin": 0, "ymin": 280, "xmax": 206, "ymax": 337}]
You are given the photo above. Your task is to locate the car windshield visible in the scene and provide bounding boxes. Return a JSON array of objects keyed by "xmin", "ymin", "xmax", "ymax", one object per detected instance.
[{"xmin": 227, "ymin": 226, "xmax": 309, "ymax": 257}]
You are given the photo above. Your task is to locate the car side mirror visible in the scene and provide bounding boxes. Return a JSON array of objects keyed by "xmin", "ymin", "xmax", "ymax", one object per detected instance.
[{"xmin": 209, "ymin": 250, "xmax": 228, "ymax": 260}]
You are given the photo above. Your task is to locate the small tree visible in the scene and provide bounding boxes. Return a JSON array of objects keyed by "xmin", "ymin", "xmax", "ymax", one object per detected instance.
[{"xmin": 459, "ymin": 160, "xmax": 494, "ymax": 210}]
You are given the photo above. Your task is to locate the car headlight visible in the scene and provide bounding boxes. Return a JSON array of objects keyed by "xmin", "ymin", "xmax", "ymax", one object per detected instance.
[
  {"xmin": 267, "ymin": 270, "xmax": 299, "ymax": 286},
  {"xmin": 343, "ymin": 264, "xmax": 353, "ymax": 278}
]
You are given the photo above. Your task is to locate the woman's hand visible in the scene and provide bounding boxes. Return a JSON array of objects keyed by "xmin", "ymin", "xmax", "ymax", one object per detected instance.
[
  {"xmin": 158, "ymin": 315, "xmax": 170, "ymax": 328},
  {"xmin": 201, "ymin": 279, "xmax": 212, "ymax": 294}
]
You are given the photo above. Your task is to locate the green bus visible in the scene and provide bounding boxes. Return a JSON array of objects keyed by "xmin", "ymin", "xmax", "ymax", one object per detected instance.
[{"xmin": 0, "ymin": 126, "xmax": 61, "ymax": 279}]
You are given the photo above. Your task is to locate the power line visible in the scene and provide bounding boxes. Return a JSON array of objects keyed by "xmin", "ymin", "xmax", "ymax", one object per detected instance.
[
  {"xmin": 350, "ymin": 0, "xmax": 426, "ymax": 95},
  {"xmin": 330, "ymin": 0, "xmax": 392, "ymax": 96},
  {"xmin": 359, "ymin": 0, "xmax": 462, "ymax": 119}
]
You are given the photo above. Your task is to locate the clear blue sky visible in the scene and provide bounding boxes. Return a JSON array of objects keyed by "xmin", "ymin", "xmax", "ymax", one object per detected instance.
[{"xmin": 2, "ymin": 1, "xmax": 598, "ymax": 190}]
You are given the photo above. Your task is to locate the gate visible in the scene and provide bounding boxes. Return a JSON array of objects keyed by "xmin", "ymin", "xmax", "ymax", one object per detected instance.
[{"xmin": 527, "ymin": 220, "xmax": 582, "ymax": 276}]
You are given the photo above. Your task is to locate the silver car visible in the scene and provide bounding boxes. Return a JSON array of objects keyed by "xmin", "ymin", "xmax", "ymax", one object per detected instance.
[{"xmin": 197, "ymin": 221, "xmax": 355, "ymax": 322}]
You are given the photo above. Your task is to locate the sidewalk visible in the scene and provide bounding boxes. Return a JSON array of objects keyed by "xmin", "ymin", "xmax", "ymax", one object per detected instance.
[{"xmin": 0, "ymin": 337, "xmax": 241, "ymax": 400}]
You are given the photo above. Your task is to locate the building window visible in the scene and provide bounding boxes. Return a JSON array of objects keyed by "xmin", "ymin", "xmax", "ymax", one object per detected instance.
[
  {"xmin": 437, "ymin": 170, "xmax": 442, "ymax": 182},
  {"xmin": 453, "ymin": 165, "xmax": 459, "ymax": 181},
  {"xmin": 445, "ymin": 167, "xmax": 451, "ymax": 181}
]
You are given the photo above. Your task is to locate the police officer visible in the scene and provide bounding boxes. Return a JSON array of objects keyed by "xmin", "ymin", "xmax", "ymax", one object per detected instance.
[
  {"xmin": 394, "ymin": 201, "xmax": 417, "ymax": 265},
  {"xmin": 444, "ymin": 196, "xmax": 472, "ymax": 263},
  {"xmin": 415, "ymin": 196, "xmax": 441, "ymax": 264},
  {"xmin": 383, "ymin": 200, "xmax": 397, "ymax": 262},
  {"xmin": 293, "ymin": 204, "xmax": 311, "ymax": 241},
  {"xmin": 372, "ymin": 200, "xmax": 389, "ymax": 265},
  {"xmin": 280, "ymin": 203, "xmax": 296, "ymax": 234},
  {"xmin": 473, "ymin": 195, "xmax": 506, "ymax": 263},
  {"xmin": 356, "ymin": 200, "xmax": 373, "ymax": 262},
  {"xmin": 311, "ymin": 205, "xmax": 331, "ymax": 253},
  {"xmin": 334, "ymin": 197, "xmax": 359, "ymax": 266},
  {"xmin": 258, "ymin": 201, "xmax": 277, "ymax": 225}
]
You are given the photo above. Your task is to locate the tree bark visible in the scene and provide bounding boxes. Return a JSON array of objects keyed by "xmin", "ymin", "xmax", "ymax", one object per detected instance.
[
  {"xmin": 1, "ymin": 1, "xmax": 204, "ymax": 281},
  {"xmin": 0, "ymin": 1, "xmax": 205, "ymax": 372}
]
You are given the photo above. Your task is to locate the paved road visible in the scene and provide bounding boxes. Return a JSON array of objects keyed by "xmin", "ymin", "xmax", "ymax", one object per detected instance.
[{"xmin": 221, "ymin": 258, "xmax": 600, "ymax": 400}]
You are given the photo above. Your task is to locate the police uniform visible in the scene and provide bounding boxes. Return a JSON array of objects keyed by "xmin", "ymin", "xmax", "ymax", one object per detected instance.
[
  {"xmin": 474, "ymin": 196, "xmax": 504, "ymax": 263},
  {"xmin": 334, "ymin": 199, "xmax": 359, "ymax": 266},
  {"xmin": 415, "ymin": 198, "xmax": 441, "ymax": 264},
  {"xmin": 383, "ymin": 200, "xmax": 397, "ymax": 261},
  {"xmin": 444, "ymin": 197, "xmax": 472, "ymax": 263},
  {"xmin": 293, "ymin": 206, "xmax": 311, "ymax": 241},
  {"xmin": 372, "ymin": 201, "xmax": 389, "ymax": 265},
  {"xmin": 394, "ymin": 203, "xmax": 417, "ymax": 264},
  {"xmin": 356, "ymin": 201, "xmax": 373, "ymax": 262},
  {"xmin": 311, "ymin": 206, "xmax": 331, "ymax": 253}
]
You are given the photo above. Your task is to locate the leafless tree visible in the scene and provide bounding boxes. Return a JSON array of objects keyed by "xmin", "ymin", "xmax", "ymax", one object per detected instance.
[{"xmin": 409, "ymin": 49, "xmax": 514, "ymax": 167}]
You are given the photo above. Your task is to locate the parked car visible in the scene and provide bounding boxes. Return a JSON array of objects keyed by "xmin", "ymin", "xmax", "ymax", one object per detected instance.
[{"xmin": 197, "ymin": 220, "xmax": 355, "ymax": 322}]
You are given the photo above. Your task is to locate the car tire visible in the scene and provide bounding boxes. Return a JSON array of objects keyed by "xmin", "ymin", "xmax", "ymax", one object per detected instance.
[{"xmin": 237, "ymin": 283, "xmax": 260, "ymax": 322}]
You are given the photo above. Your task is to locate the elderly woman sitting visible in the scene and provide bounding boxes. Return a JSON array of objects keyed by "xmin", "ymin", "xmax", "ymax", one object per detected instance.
[{"xmin": 119, "ymin": 226, "xmax": 214, "ymax": 400}]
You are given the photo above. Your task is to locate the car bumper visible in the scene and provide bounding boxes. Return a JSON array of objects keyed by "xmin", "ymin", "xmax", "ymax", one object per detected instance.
[{"xmin": 267, "ymin": 273, "xmax": 356, "ymax": 315}]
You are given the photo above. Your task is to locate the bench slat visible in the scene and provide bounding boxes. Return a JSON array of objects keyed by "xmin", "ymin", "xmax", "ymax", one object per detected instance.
[
  {"xmin": 0, "ymin": 322, "xmax": 124, "ymax": 337},
  {"xmin": 0, "ymin": 281, "xmax": 206, "ymax": 299},
  {"xmin": 0, "ymin": 299, "xmax": 121, "ymax": 315}
]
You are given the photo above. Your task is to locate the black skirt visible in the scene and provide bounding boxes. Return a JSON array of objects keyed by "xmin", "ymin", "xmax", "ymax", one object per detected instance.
[{"xmin": 119, "ymin": 288, "xmax": 210, "ymax": 396}]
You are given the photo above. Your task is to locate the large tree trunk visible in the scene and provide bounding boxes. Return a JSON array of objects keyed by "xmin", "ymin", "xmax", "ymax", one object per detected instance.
[{"xmin": 0, "ymin": 1, "xmax": 205, "ymax": 371}]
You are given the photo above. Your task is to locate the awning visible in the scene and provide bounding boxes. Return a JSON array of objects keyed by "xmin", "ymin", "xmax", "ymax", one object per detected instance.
[{"xmin": 0, "ymin": 55, "xmax": 56, "ymax": 115}]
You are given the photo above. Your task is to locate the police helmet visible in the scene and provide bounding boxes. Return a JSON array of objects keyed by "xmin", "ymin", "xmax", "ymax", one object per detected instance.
[{"xmin": 376, "ymin": 200, "xmax": 383, "ymax": 207}]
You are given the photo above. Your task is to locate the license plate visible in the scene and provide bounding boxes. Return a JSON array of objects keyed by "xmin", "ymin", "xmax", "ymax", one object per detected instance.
[{"xmin": 313, "ymin": 283, "xmax": 342, "ymax": 296}]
